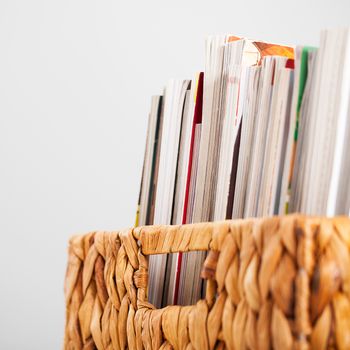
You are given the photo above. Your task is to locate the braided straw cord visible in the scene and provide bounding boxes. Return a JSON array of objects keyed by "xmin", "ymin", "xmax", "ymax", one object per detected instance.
[{"xmin": 64, "ymin": 215, "xmax": 350, "ymax": 350}]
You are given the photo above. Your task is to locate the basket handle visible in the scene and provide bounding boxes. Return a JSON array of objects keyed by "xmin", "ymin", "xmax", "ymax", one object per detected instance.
[
  {"xmin": 131, "ymin": 220, "xmax": 250, "ymax": 307},
  {"xmin": 133, "ymin": 221, "xmax": 231, "ymax": 255}
]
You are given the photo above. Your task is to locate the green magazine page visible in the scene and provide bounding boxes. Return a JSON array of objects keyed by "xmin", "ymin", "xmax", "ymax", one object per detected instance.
[
  {"xmin": 294, "ymin": 46, "xmax": 317, "ymax": 141},
  {"xmin": 286, "ymin": 46, "xmax": 317, "ymax": 214}
]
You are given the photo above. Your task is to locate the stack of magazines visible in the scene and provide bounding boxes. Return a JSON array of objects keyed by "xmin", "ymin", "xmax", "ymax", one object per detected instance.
[{"xmin": 136, "ymin": 27, "xmax": 350, "ymax": 307}]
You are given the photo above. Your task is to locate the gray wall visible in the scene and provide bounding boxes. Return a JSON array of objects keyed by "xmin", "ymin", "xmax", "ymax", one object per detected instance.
[{"xmin": 0, "ymin": 0, "xmax": 349, "ymax": 348}]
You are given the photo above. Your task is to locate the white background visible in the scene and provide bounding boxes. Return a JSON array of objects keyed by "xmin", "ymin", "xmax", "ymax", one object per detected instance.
[{"xmin": 0, "ymin": 0, "xmax": 349, "ymax": 348}]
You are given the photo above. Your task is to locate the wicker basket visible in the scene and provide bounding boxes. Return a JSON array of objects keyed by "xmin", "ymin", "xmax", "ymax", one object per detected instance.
[{"xmin": 64, "ymin": 215, "xmax": 350, "ymax": 350}]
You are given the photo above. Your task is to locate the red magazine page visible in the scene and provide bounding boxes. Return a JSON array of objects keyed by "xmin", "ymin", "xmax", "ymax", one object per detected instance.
[{"xmin": 173, "ymin": 72, "xmax": 204, "ymax": 305}]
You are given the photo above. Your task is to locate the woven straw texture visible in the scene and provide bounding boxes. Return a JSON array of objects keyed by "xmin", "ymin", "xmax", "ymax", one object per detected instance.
[{"xmin": 64, "ymin": 215, "xmax": 350, "ymax": 350}]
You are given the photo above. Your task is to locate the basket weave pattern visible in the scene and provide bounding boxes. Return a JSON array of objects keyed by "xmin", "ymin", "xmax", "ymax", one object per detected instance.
[{"xmin": 64, "ymin": 215, "xmax": 350, "ymax": 349}]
